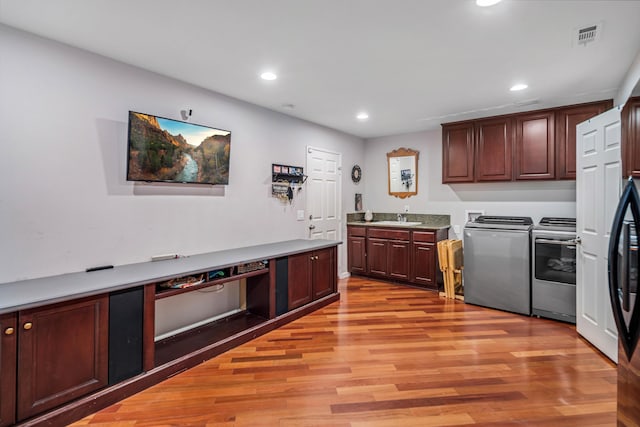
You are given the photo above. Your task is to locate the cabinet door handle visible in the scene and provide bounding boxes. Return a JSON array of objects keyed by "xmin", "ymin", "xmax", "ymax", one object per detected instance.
[
  {"xmin": 23, "ymin": 322, "xmax": 33, "ymax": 331},
  {"xmin": 315, "ymin": 256, "xmax": 319, "ymax": 260},
  {"xmin": 3, "ymin": 327, "xmax": 14, "ymax": 335},
  {"xmin": 310, "ymin": 256, "xmax": 314, "ymax": 260}
]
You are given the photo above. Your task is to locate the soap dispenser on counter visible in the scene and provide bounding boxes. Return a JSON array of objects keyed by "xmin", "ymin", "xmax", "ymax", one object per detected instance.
[{"xmin": 364, "ymin": 210, "xmax": 373, "ymax": 222}]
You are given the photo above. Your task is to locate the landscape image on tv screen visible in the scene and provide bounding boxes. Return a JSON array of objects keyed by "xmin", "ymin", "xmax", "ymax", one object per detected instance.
[{"xmin": 127, "ymin": 111, "xmax": 231, "ymax": 185}]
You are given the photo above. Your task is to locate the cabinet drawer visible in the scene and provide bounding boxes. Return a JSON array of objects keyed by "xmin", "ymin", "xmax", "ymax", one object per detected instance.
[
  {"xmin": 368, "ymin": 228, "xmax": 410, "ymax": 241},
  {"xmin": 412, "ymin": 231, "xmax": 436, "ymax": 243},
  {"xmin": 348, "ymin": 226, "xmax": 367, "ymax": 237}
]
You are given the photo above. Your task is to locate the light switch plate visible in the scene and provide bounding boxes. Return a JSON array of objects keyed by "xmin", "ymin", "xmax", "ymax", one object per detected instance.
[
  {"xmin": 453, "ymin": 225, "xmax": 461, "ymax": 234},
  {"xmin": 297, "ymin": 210, "xmax": 305, "ymax": 220}
]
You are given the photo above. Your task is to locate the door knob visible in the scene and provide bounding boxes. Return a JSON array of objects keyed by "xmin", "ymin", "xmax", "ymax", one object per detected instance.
[
  {"xmin": 3, "ymin": 327, "xmax": 14, "ymax": 336},
  {"xmin": 574, "ymin": 236, "xmax": 582, "ymax": 244},
  {"xmin": 309, "ymin": 224, "xmax": 316, "ymax": 230},
  {"xmin": 23, "ymin": 322, "xmax": 33, "ymax": 331}
]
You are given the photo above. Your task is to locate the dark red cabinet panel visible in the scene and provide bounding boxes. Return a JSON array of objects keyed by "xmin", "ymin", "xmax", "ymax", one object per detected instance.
[
  {"xmin": 475, "ymin": 117, "xmax": 513, "ymax": 182},
  {"xmin": 17, "ymin": 295, "xmax": 109, "ymax": 420},
  {"xmin": 556, "ymin": 101, "xmax": 612, "ymax": 179},
  {"xmin": 515, "ymin": 111, "xmax": 555, "ymax": 180},
  {"xmin": 0, "ymin": 313, "xmax": 17, "ymax": 427},
  {"xmin": 442, "ymin": 122, "xmax": 474, "ymax": 183}
]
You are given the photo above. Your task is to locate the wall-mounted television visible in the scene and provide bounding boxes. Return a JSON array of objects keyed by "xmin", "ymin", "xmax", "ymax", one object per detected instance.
[{"xmin": 126, "ymin": 111, "xmax": 231, "ymax": 185}]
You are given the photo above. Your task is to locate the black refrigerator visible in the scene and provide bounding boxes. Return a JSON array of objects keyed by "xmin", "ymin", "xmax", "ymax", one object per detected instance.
[{"xmin": 609, "ymin": 178, "xmax": 640, "ymax": 426}]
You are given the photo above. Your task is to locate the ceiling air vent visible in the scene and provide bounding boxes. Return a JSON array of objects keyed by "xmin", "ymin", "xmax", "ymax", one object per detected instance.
[{"xmin": 575, "ymin": 23, "xmax": 600, "ymax": 46}]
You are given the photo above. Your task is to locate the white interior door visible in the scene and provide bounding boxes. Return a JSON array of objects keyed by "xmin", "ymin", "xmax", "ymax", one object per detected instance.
[
  {"xmin": 576, "ymin": 107, "xmax": 621, "ymax": 362},
  {"xmin": 306, "ymin": 146, "xmax": 341, "ymax": 241}
]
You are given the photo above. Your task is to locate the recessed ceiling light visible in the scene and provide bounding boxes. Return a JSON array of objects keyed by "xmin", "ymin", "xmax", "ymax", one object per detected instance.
[
  {"xmin": 510, "ymin": 83, "xmax": 528, "ymax": 91},
  {"xmin": 476, "ymin": 0, "xmax": 502, "ymax": 6},
  {"xmin": 356, "ymin": 112, "xmax": 369, "ymax": 120},
  {"xmin": 260, "ymin": 72, "xmax": 277, "ymax": 81}
]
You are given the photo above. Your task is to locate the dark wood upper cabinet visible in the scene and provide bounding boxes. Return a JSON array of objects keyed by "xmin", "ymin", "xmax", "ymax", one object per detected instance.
[
  {"xmin": 442, "ymin": 122, "xmax": 474, "ymax": 183},
  {"xmin": 17, "ymin": 295, "xmax": 109, "ymax": 420},
  {"xmin": 556, "ymin": 100, "xmax": 612, "ymax": 180},
  {"xmin": 475, "ymin": 117, "xmax": 513, "ymax": 182},
  {"xmin": 442, "ymin": 99, "xmax": 613, "ymax": 183},
  {"xmin": 0, "ymin": 313, "xmax": 17, "ymax": 427},
  {"xmin": 515, "ymin": 111, "xmax": 555, "ymax": 180},
  {"xmin": 623, "ymin": 97, "xmax": 640, "ymax": 178}
]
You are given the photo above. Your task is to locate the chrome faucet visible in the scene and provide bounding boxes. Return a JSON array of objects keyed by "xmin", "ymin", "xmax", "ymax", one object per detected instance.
[{"xmin": 397, "ymin": 213, "xmax": 406, "ymax": 222}]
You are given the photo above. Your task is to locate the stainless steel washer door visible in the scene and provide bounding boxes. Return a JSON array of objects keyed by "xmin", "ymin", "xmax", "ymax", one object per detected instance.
[{"xmin": 463, "ymin": 227, "xmax": 531, "ymax": 315}]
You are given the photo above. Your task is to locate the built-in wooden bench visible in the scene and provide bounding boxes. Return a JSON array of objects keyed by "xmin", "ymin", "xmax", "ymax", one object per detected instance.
[{"xmin": 0, "ymin": 239, "xmax": 340, "ymax": 427}]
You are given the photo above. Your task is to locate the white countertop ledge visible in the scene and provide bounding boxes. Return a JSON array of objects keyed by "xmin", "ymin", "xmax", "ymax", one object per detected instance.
[{"xmin": 0, "ymin": 239, "xmax": 341, "ymax": 314}]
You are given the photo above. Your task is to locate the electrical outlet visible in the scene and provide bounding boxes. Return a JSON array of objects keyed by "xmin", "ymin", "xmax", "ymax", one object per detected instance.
[
  {"xmin": 404, "ymin": 205, "xmax": 410, "ymax": 213},
  {"xmin": 297, "ymin": 210, "xmax": 305, "ymax": 221}
]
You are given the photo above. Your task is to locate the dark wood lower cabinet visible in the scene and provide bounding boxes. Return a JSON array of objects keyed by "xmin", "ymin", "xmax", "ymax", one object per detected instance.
[
  {"xmin": 288, "ymin": 252, "xmax": 314, "ymax": 310},
  {"xmin": 0, "ymin": 313, "xmax": 17, "ymax": 427},
  {"xmin": 349, "ymin": 226, "xmax": 448, "ymax": 290},
  {"xmin": 412, "ymin": 242, "xmax": 436, "ymax": 287},
  {"xmin": 312, "ymin": 247, "xmax": 336, "ymax": 299},
  {"xmin": 17, "ymin": 295, "xmax": 109, "ymax": 420},
  {"xmin": 366, "ymin": 238, "xmax": 388, "ymax": 277},
  {"xmin": 388, "ymin": 240, "xmax": 410, "ymax": 281},
  {"xmin": 366, "ymin": 228, "xmax": 411, "ymax": 280},
  {"xmin": 347, "ymin": 235, "xmax": 366, "ymax": 275},
  {"xmin": 288, "ymin": 247, "xmax": 336, "ymax": 310}
]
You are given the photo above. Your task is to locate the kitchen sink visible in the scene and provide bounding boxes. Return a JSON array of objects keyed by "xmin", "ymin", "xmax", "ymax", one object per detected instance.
[{"xmin": 372, "ymin": 220, "xmax": 422, "ymax": 226}]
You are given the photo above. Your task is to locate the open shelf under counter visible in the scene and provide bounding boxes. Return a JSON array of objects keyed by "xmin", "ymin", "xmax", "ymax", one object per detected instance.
[
  {"xmin": 154, "ymin": 310, "xmax": 268, "ymax": 366},
  {"xmin": 150, "ymin": 262, "xmax": 274, "ymax": 367},
  {"xmin": 154, "ymin": 268, "xmax": 270, "ymax": 300}
]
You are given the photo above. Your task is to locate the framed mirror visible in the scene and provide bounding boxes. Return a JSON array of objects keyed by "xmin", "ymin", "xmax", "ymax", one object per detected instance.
[{"xmin": 387, "ymin": 147, "xmax": 419, "ymax": 198}]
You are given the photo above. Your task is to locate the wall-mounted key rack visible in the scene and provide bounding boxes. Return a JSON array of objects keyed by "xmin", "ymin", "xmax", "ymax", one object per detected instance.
[
  {"xmin": 271, "ymin": 164, "xmax": 307, "ymax": 203},
  {"xmin": 271, "ymin": 164, "xmax": 306, "ymax": 184}
]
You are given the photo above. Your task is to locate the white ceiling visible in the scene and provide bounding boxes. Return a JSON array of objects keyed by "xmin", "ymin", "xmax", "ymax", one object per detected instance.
[{"xmin": 1, "ymin": 0, "xmax": 640, "ymax": 138}]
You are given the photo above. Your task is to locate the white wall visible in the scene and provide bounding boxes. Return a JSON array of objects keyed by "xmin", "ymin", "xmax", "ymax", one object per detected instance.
[
  {"xmin": 0, "ymin": 24, "xmax": 365, "ymax": 283},
  {"xmin": 615, "ymin": 50, "xmax": 640, "ymax": 106},
  {"xmin": 363, "ymin": 129, "xmax": 576, "ymax": 238}
]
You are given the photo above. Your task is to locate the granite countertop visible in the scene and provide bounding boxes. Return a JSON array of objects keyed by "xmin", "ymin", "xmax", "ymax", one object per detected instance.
[
  {"xmin": 346, "ymin": 212, "xmax": 450, "ymax": 230},
  {"xmin": 0, "ymin": 239, "xmax": 341, "ymax": 314},
  {"xmin": 346, "ymin": 221, "xmax": 450, "ymax": 231}
]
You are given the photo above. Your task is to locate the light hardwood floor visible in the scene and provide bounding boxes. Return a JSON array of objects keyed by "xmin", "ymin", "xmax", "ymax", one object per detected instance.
[{"xmin": 74, "ymin": 277, "xmax": 617, "ymax": 426}]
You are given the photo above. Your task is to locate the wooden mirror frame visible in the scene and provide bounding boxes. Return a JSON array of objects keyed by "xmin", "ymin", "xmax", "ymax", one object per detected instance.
[{"xmin": 387, "ymin": 147, "xmax": 419, "ymax": 199}]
